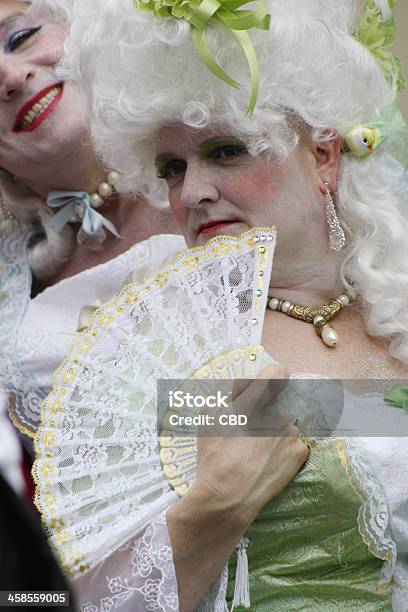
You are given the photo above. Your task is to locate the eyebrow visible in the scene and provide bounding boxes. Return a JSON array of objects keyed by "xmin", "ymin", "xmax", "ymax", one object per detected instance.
[
  {"xmin": 199, "ymin": 137, "xmax": 246, "ymax": 154},
  {"xmin": 0, "ymin": 14, "xmax": 26, "ymax": 37},
  {"xmin": 155, "ymin": 137, "xmax": 245, "ymax": 162}
]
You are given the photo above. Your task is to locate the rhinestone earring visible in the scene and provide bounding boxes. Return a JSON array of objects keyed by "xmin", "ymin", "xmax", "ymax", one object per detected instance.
[{"xmin": 324, "ymin": 182, "xmax": 346, "ymax": 251}]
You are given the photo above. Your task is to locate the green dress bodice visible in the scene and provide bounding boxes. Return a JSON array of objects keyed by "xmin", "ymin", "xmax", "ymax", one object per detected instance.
[{"xmin": 226, "ymin": 439, "xmax": 393, "ymax": 610}]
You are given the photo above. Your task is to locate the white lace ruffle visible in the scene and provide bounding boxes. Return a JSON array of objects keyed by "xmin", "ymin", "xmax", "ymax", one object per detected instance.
[
  {"xmin": 197, "ymin": 437, "xmax": 404, "ymax": 612},
  {"xmin": 73, "ymin": 510, "xmax": 178, "ymax": 612},
  {"xmin": 0, "ymin": 209, "xmax": 34, "ymax": 437},
  {"xmin": 343, "ymin": 436, "xmax": 397, "ymax": 585}
]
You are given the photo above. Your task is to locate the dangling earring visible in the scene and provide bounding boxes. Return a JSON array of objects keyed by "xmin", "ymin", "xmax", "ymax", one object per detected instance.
[{"xmin": 324, "ymin": 182, "xmax": 346, "ymax": 251}]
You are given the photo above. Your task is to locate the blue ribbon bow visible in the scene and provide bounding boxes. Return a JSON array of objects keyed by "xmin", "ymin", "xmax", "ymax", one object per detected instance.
[{"xmin": 46, "ymin": 191, "xmax": 121, "ymax": 238}]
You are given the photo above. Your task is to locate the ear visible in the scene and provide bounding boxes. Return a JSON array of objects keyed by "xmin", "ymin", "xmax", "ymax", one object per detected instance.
[{"xmin": 310, "ymin": 133, "xmax": 342, "ymax": 195}]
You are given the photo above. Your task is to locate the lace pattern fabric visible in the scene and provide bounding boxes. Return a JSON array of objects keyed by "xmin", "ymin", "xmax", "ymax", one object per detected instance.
[
  {"xmin": 0, "ymin": 206, "xmax": 35, "ymax": 436},
  {"xmin": 73, "ymin": 510, "xmax": 179, "ymax": 612},
  {"xmin": 34, "ymin": 228, "xmax": 276, "ymax": 579}
]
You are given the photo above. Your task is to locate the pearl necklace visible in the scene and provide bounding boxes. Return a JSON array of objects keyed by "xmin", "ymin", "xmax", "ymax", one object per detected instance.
[
  {"xmin": 47, "ymin": 170, "xmax": 121, "ymax": 252},
  {"xmin": 86, "ymin": 170, "xmax": 120, "ymax": 210},
  {"xmin": 267, "ymin": 293, "xmax": 353, "ymax": 347}
]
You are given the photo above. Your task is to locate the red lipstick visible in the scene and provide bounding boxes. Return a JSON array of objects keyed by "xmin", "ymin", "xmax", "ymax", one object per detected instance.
[
  {"xmin": 13, "ymin": 82, "xmax": 64, "ymax": 133},
  {"xmin": 198, "ymin": 221, "xmax": 240, "ymax": 237},
  {"xmin": 200, "ymin": 222, "xmax": 233, "ymax": 235}
]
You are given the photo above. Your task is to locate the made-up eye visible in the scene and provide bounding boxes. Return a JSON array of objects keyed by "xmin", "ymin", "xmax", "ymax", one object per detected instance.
[
  {"xmin": 157, "ymin": 158, "xmax": 187, "ymax": 180},
  {"xmin": 6, "ymin": 26, "xmax": 42, "ymax": 53}
]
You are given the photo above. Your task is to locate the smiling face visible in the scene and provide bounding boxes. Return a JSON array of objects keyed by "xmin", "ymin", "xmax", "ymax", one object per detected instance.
[
  {"xmin": 0, "ymin": 0, "xmax": 89, "ymax": 177},
  {"xmin": 156, "ymin": 124, "xmax": 338, "ymax": 259}
]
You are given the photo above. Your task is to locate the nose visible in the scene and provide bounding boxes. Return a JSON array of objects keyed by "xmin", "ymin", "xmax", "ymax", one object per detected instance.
[
  {"xmin": 0, "ymin": 56, "xmax": 34, "ymax": 101},
  {"xmin": 180, "ymin": 163, "xmax": 220, "ymax": 209}
]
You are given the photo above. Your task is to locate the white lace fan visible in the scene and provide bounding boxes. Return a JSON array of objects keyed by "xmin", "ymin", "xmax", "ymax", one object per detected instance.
[{"xmin": 33, "ymin": 227, "xmax": 276, "ymax": 578}]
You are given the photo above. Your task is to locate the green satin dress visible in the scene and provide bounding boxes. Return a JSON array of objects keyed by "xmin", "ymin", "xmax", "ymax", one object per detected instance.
[{"xmin": 226, "ymin": 439, "xmax": 393, "ymax": 610}]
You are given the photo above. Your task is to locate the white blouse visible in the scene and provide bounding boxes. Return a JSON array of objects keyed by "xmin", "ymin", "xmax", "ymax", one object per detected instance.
[{"xmin": 8, "ymin": 233, "xmax": 185, "ymax": 439}]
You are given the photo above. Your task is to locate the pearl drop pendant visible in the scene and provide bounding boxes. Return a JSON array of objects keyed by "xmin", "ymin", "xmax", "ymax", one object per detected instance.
[
  {"xmin": 320, "ymin": 324, "xmax": 338, "ymax": 347},
  {"xmin": 266, "ymin": 291, "xmax": 353, "ymax": 349}
]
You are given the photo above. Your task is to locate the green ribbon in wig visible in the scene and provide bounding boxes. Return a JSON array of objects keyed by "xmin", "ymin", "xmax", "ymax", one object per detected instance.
[
  {"xmin": 133, "ymin": 0, "xmax": 271, "ymax": 115},
  {"xmin": 354, "ymin": 0, "xmax": 405, "ymax": 93},
  {"xmin": 384, "ymin": 384, "xmax": 408, "ymax": 414}
]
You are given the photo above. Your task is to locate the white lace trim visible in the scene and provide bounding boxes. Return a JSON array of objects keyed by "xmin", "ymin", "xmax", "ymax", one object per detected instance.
[
  {"xmin": 196, "ymin": 435, "xmax": 399, "ymax": 611},
  {"xmin": 342, "ymin": 437, "xmax": 397, "ymax": 583}
]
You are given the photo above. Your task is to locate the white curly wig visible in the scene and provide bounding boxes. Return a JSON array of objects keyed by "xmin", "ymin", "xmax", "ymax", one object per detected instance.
[
  {"xmin": 61, "ymin": 0, "xmax": 408, "ymax": 362},
  {"xmin": 22, "ymin": 0, "xmax": 72, "ymax": 23}
]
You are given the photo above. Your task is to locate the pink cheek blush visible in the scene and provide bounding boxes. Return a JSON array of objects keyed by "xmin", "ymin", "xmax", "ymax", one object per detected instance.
[{"xmin": 222, "ymin": 165, "xmax": 284, "ymax": 210}]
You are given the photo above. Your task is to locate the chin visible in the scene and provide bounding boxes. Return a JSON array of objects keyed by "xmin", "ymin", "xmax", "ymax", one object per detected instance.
[{"xmin": 33, "ymin": 119, "xmax": 89, "ymax": 163}]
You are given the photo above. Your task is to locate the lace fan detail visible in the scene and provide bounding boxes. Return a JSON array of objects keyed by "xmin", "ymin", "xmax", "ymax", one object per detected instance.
[
  {"xmin": 74, "ymin": 511, "xmax": 179, "ymax": 612},
  {"xmin": 34, "ymin": 227, "xmax": 276, "ymax": 578}
]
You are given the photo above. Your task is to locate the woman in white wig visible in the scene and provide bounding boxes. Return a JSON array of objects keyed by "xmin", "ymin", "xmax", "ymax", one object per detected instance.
[
  {"xmin": 0, "ymin": 0, "xmax": 183, "ymax": 446},
  {"xmin": 34, "ymin": 0, "xmax": 408, "ymax": 610}
]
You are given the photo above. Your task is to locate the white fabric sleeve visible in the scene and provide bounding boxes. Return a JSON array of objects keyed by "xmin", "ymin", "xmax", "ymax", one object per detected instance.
[
  {"xmin": 358, "ymin": 436, "xmax": 408, "ymax": 611},
  {"xmin": 71, "ymin": 510, "xmax": 179, "ymax": 612}
]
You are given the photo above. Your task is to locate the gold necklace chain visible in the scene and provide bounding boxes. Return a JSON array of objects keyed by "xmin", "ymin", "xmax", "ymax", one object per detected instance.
[{"xmin": 266, "ymin": 293, "xmax": 354, "ymax": 347}]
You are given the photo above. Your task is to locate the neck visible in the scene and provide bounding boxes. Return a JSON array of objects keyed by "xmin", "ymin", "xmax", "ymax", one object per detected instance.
[
  {"xmin": 94, "ymin": 194, "xmax": 172, "ymax": 247},
  {"xmin": 16, "ymin": 138, "xmax": 107, "ymax": 199},
  {"xmin": 269, "ymin": 251, "xmax": 345, "ymax": 305}
]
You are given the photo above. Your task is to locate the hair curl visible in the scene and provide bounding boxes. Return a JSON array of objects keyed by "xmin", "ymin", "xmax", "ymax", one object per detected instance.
[{"xmin": 61, "ymin": 0, "xmax": 408, "ymax": 361}]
